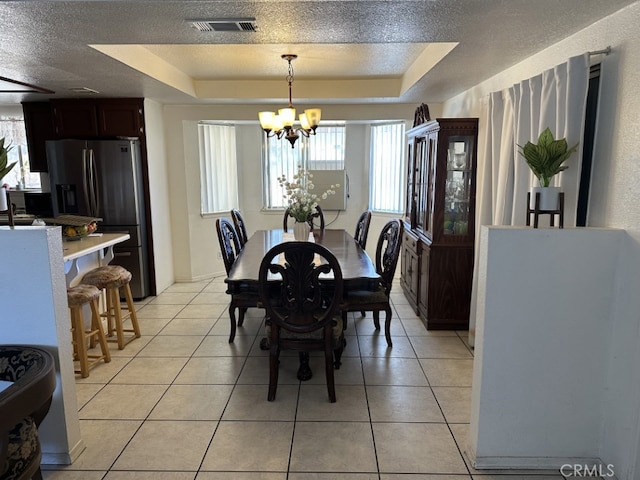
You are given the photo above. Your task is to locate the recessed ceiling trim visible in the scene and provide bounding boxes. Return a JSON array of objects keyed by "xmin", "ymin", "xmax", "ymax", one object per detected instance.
[
  {"xmin": 0, "ymin": 76, "xmax": 54, "ymax": 94},
  {"xmin": 188, "ymin": 18, "xmax": 257, "ymax": 32}
]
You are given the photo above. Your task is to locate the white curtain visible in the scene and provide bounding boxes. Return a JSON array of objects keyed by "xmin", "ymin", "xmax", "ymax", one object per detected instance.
[
  {"xmin": 470, "ymin": 54, "xmax": 590, "ymax": 343},
  {"xmin": 198, "ymin": 123, "xmax": 239, "ymax": 214}
]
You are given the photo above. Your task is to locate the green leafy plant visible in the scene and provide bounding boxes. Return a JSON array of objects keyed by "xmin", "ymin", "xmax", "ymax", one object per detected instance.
[
  {"xmin": 0, "ymin": 137, "xmax": 17, "ymax": 181},
  {"xmin": 518, "ymin": 128, "xmax": 579, "ymax": 187}
]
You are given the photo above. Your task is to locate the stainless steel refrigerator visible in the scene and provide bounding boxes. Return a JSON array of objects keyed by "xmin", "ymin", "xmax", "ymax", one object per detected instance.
[{"xmin": 46, "ymin": 138, "xmax": 150, "ymax": 299}]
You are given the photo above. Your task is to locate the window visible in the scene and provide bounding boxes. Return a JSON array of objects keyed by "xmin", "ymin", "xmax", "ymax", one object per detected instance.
[
  {"xmin": 0, "ymin": 117, "xmax": 41, "ymax": 189},
  {"xmin": 369, "ymin": 122, "xmax": 406, "ymax": 213},
  {"xmin": 198, "ymin": 122, "xmax": 239, "ymax": 214},
  {"xmin": 263, "ymin": 123, "xmax": 345, "ymax": 209}
]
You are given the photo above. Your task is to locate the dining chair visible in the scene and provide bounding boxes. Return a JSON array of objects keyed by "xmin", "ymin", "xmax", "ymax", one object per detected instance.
[
  {"xmin": 258, "ymin": 241, "xmax": 345, "ymax": 402},
  {"xmin": 283, "ymin": 204, "xmax": 325, "ymax": 231},
  {"xmin": 342, "ymin": 218, "xmax": 404, "ymax": 347},
  {"xmin": 230, "ymin": 209, "xmax": 248, "ymax": 249},
  {"xmin": 0, "ymin": 345, "xmax": 57, "ymax": 480},
  {"xmin": 216, "ymin": 217, "xmax": 259, "ymax": 343},
  {"xmin": 354, "ymin": 210, "xmax": 372, "ymax": 249}
]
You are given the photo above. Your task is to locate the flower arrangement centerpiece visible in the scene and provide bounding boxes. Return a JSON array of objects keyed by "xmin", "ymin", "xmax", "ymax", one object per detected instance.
[{"xmin": 278, "ymin": 164, "xmax": 339, "ymax": 239}]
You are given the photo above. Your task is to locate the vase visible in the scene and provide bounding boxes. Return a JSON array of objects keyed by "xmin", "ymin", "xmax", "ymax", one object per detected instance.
[
  {"xmin": 530, "ymin": 186, "xmax": 561, "ymax": 211},
  {"xmin": 0, "ymin": 186, "xmax": 7, "ymax": 212},
  {"xmin": 293, "ymin": 221, "xmax": 311, "ymax": 241}
]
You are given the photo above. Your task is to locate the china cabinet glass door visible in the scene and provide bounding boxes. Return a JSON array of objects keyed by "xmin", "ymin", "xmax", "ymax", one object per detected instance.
[{"xmin": 444, "ymin": 135, "xmax": 474, "ymax": 237}]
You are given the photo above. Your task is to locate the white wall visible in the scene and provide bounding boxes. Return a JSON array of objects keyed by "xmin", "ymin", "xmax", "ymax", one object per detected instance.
[
  {"xmin": 161, "ymin": 103, "xmax": 426, "ymax": 282},
  {"xmin": 442, "ymin": 2, "xmax": 640, "ymax": 478}
]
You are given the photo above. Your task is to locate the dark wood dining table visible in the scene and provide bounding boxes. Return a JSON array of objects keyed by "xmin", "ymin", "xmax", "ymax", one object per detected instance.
[{"xmin": 225, "ymin": 228, "xmax": 381, "ymax": 379}]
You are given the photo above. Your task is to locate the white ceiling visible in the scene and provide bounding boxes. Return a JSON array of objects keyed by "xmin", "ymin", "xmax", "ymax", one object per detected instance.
[{"xmin": 0, "ymin": 0, "xmax": 636, "ymax": 106}]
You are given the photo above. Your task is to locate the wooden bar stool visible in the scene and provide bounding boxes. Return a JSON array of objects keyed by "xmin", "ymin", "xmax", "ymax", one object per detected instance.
[
  {"xmin": 82, "ymin": 265, "xmax": 141, "ymax": 350},
  {"xmin": 67, "ymin": 284, "xmax": 111, "ymax": 377}
]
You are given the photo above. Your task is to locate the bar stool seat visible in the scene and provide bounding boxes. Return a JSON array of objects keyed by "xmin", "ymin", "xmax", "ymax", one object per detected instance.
[
  {"xmin": 82, "ymin": 265, "xmax": 141, "ymax": 350},
  {"xmin": 67, "ymin": 284, "xmax": 111, "ymax": 377}
]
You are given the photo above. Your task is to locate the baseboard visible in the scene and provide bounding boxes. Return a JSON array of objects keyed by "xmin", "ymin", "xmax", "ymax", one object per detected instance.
[{"xmin": 42, "ymin": 438, "xmax": 86, "ymax": 465}]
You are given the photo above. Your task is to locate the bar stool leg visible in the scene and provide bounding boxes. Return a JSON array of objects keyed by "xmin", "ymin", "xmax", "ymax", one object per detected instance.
[
  {"xmin": 89, "ymin": 298, "xmax": 111, "ymax": 363},
  {"xmin": 70, "ymin": 306, "xmax": 90, "ymax": 378},
  {"xmin": 122, "ymin": 283, "xmax": 141, "ymax": 340}
]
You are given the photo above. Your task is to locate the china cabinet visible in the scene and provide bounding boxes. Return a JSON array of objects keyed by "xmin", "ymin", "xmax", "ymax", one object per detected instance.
[{"xmin": 400, "ymin": 116, "xmax": 478, "ymax": 330}]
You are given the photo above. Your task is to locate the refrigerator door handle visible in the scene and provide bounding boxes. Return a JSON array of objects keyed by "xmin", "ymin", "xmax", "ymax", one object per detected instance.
[
  {"xmin": 82, "ymin": 149, "xmax": 92, "ymax": 214},
  {"xmin": 89, "ymin": 149, "xmax": 100, "ymax": 217}
]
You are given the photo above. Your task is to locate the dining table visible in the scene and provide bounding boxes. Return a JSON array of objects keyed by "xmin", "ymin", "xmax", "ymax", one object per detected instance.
[{"xmin": 225, "ymin": 228, "xmax": 381, "ymax": 379}]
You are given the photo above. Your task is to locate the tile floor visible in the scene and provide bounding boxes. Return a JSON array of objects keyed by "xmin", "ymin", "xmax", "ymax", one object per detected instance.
[{"xmin": 43, "ymin": 277, "xmax": 566, "ymax": 480}]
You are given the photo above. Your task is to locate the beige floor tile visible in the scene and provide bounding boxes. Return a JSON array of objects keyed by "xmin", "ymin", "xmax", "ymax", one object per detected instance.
[
  {"xmin": 190, "ymin": 292, "xmax": 233, "ymax": 304},
  {"xmin": 367, "ymin": 386, "xmax": 445, "ymax": 423},
  {"xmin": 290, "ymin": 475, "xmax": 379, "ymax": 480},
  {"xmin": 410, "ymin": 336, "xmax": 473, "ymax": 359},
  {"xmin": 420, "ymin": 358, "xmax": 475, "ymax": 386},
  {"xmin": 176, "ymin": 304, "xmax": 227, "ymax": 319},
  {"xmin": 43, "ymin": 470, "xmax": 106, "ymax": 479},
  {"xmin": 290, "ymin": 422, "xmax": 377, "ymax": 473},
  {"xmin": 173, "ymin": 356, "xmax": 246, "ymax": 384},
  {"xmin": 304, "ymin": 355, "xmax": 364, "ymax": 385},
  {"xmin": 237, "ymin": 355, "xmax": 301, "ymax": 385},
  {"xmin": 357, "ymin": 335, "xmax": 416, "ymax": 358},
  {"xmin": 74, "ymin": 356, "xmax": 131, "ymax": 385},
  {"xmin": 136, "ymin": 334, "xmax": 204, "ymax": 357},
  {"xmin": 341, "ymin": 334, "xmax": 361, "ymax": 357},
  {"xmin": 113, "ymin": 420, "xmax": 216, "ymax": 471},
  {"xmin": 136, "ymin": 303, "xmax": 185, "ymax": 319},
  {"xmin": 193, "ymin": 334, "xmax": 255, "ymax": 357},
  {"xmin": 297, "ymin": 385, "xmax": 369, "ymax": 421},
  {"xmin": 200, "ymin": 421, "xmax": 294, "ymax": 472},
  {"xmin": 79, "ymin": 384, "xmax": 168, "ymax": 419},
  {"xmin": 197, "ymin": 473, "xmax": 286, "ymax": 480},
  {"xmin": 163, "ymin": 281, "xmax": 209, "ymax": 293},
  {"xmin": 373, "ymin": 423, "xmax": 467, "ymax": 474},
  {"xmin": 150, "ymin": 292, "xmax": 199, "ymax": 305},
  {"xmin": 351, "ymin": 314, "xmax": 407, "ymax": 338},
  {"xmin": 400, "ymin": 319, "xmax": 459, "ymax": 337},
  {"xmin": 106, "ymin": 472, "xmax": 197, "ymax": 480},
  {"xmin": 110, "ymin": 357, "xmax": 188, "ymax": 384},
  {"xmin": 149, "ymin": 384, "xmax": 233, "ymax": 420},
  {"xmin": 69, "ymin": 420, "xmax": 142, "ymax": 470},
  {"xmin": 74, "ymin": 382, "xmax": 104, "ymax": 409},
  {"xmin": 222, "ymin": 384, "xmax": 298, "ymax": 421},
  {"xmin": 361, "ymin": 357, "xmax": 429, "ymax": 386},
  {"xmin": 393, "ymin": 304, "xmax": 422, "ymax": 320},
  {"xmin": 159, "ymin": 317, "xmax": 216, "ymax": 336},
  {"xmin": 132, "ymin": 317, "xmax": 172, "ymax": 336},
  {"xmin": 208, "ymin": 315, "xmax": 264, "ymax": 337},
  {"xmin": 381, "ymin": 476, "xmax": 471, "ymax": 480},
  {"xmin": 202, "ymin": 280, "xmax": 229, "ymax": 293},
  {"xmin": 103, "ymin": 336, "xmax": 153, "ymax": 357},
  {"xmin": 432, "ymin": 387, "xmax": 472, "ymax": 423}
]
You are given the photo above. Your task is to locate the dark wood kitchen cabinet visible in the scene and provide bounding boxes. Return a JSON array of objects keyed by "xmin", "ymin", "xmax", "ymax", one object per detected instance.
[
  {"xmin": 401, "ymin": 115, "xmax": 478, "ymax": 330},
  {"xmin": 51, "ymin": 98, "xmax": 144, "ymax": 138},
  {"xmin": 21, "ymin": 102, "xmax": 56, "ymax": 172}
]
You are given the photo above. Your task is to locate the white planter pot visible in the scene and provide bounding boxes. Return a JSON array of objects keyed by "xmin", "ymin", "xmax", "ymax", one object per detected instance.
[
  {"xmin": 0, "ymin": 186, "xmax": 7, "ymax": 212},
  {"xmin": 293, "ymin": 221, "xmax": 311, "ymax": 241},
  {"xmin": 530, "ymin": 186, "xmax": 561, "ymax": 211}
]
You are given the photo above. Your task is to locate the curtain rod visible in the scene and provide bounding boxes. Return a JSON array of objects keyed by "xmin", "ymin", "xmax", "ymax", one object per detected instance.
[{"xmin": 588, "ymin": 46, "xmax": 611, "ymax": 56}]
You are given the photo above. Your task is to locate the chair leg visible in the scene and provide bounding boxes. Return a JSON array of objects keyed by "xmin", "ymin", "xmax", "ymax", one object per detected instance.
[
  {"xmin": 238, "ymin": 307, "xmax": 247, "ymax": 326},
  {"xmin": 267, "ymin": 337, "xmax": 280, "ymax": 401},
  {"xmin": 334, "ymin": 335, "xmax": 345, "ymax": 369},
  {"xmin": 70, "ymin": 307, "xmax": 90, "ymax": 378},
  {"xmin": 325, "ymin": 348, "xmax": 336, "ymax": 403},
  {"xmin": 228, "ymin": 304, "xmax": 237, "ymax": 343},
  {"xmin": 89, "ymin": 299, "xmax": 111, "ymax": 363},
  {"xmin": 384, "ymin": 306, "xmax": 393, "ymax": 347},
  {"xmin": 373, "ymin": 310, "xmax": 381, "ymax": 331},
  {"xmin": 122, "ymin": 283, "xmax": 141, "ymax": 339}
]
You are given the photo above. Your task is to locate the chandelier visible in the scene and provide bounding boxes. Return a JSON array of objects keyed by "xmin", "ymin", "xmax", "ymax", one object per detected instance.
[{"xmin": 258, "ymin": 54, "xmax": 321, "ymax": 148}]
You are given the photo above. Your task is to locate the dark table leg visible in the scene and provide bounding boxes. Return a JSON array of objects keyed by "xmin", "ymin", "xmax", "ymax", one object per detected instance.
[{"xmin": 297, "ymin": 352, "xmax": 313, "ymax": 381}]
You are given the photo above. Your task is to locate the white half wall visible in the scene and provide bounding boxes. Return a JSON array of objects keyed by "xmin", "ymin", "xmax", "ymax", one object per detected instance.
[{"xmin": 470, "ymin": 226, "xmax": 622, "ymax": 469}]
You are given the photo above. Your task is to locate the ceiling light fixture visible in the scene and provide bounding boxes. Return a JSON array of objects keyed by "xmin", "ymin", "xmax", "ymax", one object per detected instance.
[{"xmin": 258, "ymin": 54, "xmax": 321, "ymax": 148}]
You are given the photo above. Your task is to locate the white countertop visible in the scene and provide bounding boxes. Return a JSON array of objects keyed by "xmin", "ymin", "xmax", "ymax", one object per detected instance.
[{"xmin": 62, "ymin": 232, "xmax": 130, "ymax": 261}]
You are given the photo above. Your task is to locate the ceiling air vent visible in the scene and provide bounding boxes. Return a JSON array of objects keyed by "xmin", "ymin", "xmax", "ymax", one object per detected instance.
[{"xmin": 189, "ymin": 18, "xmax": 257, "ymax": 32}]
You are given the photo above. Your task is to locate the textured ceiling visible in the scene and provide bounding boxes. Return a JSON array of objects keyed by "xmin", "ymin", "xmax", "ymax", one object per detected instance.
[{"xmin": 0, "ymin": 0, "xmax": 637, "ymax": 105}]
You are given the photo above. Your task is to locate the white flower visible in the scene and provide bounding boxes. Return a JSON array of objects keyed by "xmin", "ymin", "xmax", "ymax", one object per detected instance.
[{"xmin": 277, "ymin": 164, "xmax": 338, "ymax": 223}]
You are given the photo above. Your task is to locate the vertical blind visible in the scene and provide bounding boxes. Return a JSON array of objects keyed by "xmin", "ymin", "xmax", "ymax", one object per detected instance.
[
  {"xmin": 369, "ymin": 122, "xmax": 406, "ymax": 213},
  {"xmin": 198, "ymin": 123, "xmax": 239, "ymax": 214}
]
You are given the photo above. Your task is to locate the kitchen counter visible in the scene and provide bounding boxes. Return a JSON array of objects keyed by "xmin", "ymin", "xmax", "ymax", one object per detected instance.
[
  {"xmin": 63, "ymin": 232, "xmax": 130, "ymax": 286},
  {"xmin": 62, "ymin": 232, "xmax": 129, "ymax": 261}
]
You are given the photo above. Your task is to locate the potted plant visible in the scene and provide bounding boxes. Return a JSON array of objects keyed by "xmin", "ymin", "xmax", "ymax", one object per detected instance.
[
  {"xmin": 518, "ymin": 127, "xmax": 578, "ymax": 211},
  {"xmin": 277, "ymin": 164, "xmax": 339, "ymax": 240},
  {"xmin": 0, "ymin": 137, "xmax": 17, "ymax": 212}
]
